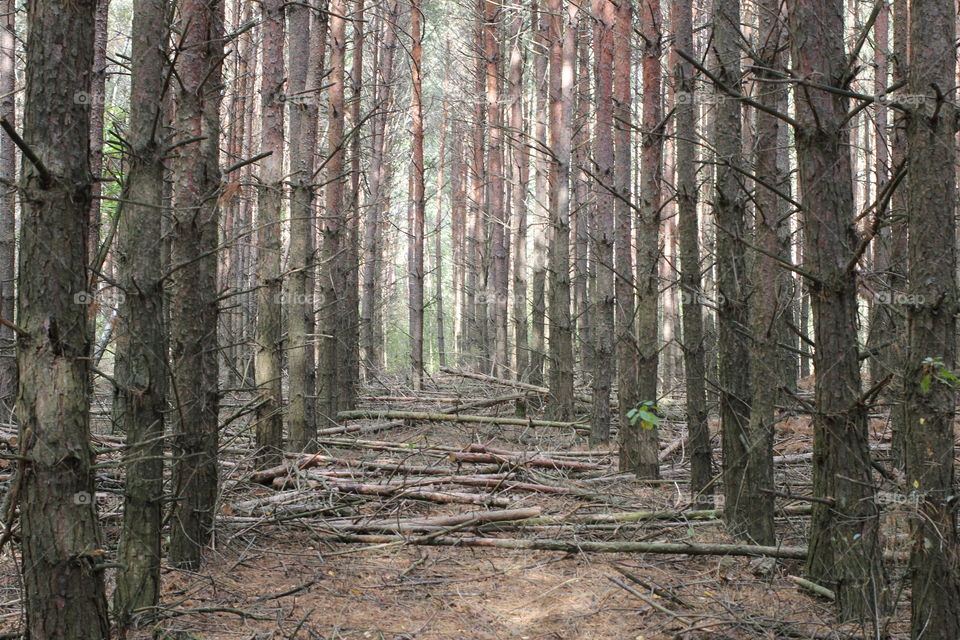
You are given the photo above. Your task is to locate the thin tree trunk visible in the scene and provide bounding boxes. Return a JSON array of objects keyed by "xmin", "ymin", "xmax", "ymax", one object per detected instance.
[
  {"xmin": 738, "ymin": 0, "xmax": 785, "ymax": 545},
  {"xmin": 590, "ymin": 0, "xmax": 615, "ymax": 447},
  {"xmin": 435, "ymin": 82, "xmax": 449, "ymax": 368},
  {"xmin": 286, "ymin": 0, "xmax": 322, "ymax": 452},
  {"xmin": 508, "ymin": 4, "xmax": 529, "ymax": 381},
  {"xmin": 0, "ymin": 0, "xmax": 15, "ymax": 415},
  {"xmin": 714, "ymin": 0, "xmax": 752, "ymax": 526},
  {"xmin": 789, "ymin": 0, "xmax": 884, "ymax": 621},
  {"xmin": 483, "ymin": 0, "xmax": 508, "ymax": 376},
  {"xmin": 673, "ymin": 0, "xmax": 710, "ymax": 504},
  {"xmin": 254, "ymin": 0, "xmax": 285, "ymax": 466},
  {"xmin": 528, "ymin": 0, "xmax": 549, "ymax": 387},
  {"xmin": 168, "ymin": 0, "xmax": 224, "ymax": 570},
  {"xmin": 361, "ymin": 0, "xmax": 396, "ymax": 379},
  {"xmin": 340, "ymin": 0, "xmax": 365, "ymax": 410},
  {"xmin": 113, "ymin": 0, "xmax": 169, "ymax": 624},
  {"xmin": 632, "ymin": 0, "xmax": 661, "ymax": 477},
  {"xmin": 408, "ymin": 0, "xmax": 425, "ymax": 387},
  {"xmin": 903, "ymin": 0, "xmax": 960, "ymax": 633},
  {"xmin": 88, "ymin": 0, "xmax": 110, "ymax": 270},
  {"xmin": 15, "ymin": 0, "xmax": 110, "ymax": 634},
  {"xmin": 546, "ymin": 0, "xmax": 575, "ymax": 420},
  {"xmin": 319, "ymin": 0, "xmax": 347, "ymax": 417}
]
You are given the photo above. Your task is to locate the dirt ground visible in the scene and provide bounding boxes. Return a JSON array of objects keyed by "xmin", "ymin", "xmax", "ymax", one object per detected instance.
[{"xmin": 0, "ymin": 376, "xmax": 916, "ymax": 639}]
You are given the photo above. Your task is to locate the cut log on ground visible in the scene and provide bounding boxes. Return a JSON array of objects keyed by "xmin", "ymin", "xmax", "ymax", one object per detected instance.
[
  {"xmin": 318, "ymin": 532, "xmax": 809, "ymax": 559},
  {"xmin": 336, "ymin": 409, "xmax": 590, "ymax": 432}
]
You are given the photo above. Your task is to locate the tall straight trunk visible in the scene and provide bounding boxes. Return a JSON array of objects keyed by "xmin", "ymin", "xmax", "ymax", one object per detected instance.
[
  {"xmin": 319, "ymin": 0, "xmax": 346, "ymax": 417},
  {"xmin": 632, "ymin": 0, "xmax": 661, "ymax": 477},
  {"xmin": 0, "ymin": 0, "xmax": 15, "ymax": 414},
  {"xmin": 286, "ymin": 0, "xmax": 322, "ymax": 452},
  {"xmin": 673, "ymin": 0, "xmax": 710, "ymax": 503},
  {"xmin": 435, "ymin": 85, "xmax": 449, "ymax": 367},
  {"xmin": 590, "ymin": 0, "xmax": 615, "ymax": 447},
  {"xmin": 15, "ymin": 0, "xmax": 110, "ymax": 634},
  {"xmin": 528, "ymin": 0, "xmax": 549, "ymax": 386},
  {"xmin": 168, "ymin": 0, "xmax": 223, "ymax": 570},
  {"xmin": 483, "ymin": 0, "xmax": 508, "ymax": 376},
  {"xmin": 508, "ymin": 5, "xmax": 528, "ymax": 380},
  {"xmin": 789, "ymin": 0, "xmax": 884, "ymax": 621},
  {"xmin": 571, "ymin": 17, "xmax": 590, "ymax": 367},
  {"xmin": 113, "ymin": 0, "xmax": 169, "ymax": 625},
  {"xmin": 254, "ymin": 0, "xmax": 285, "ymax": 465},
  {"xmin": 408, "ymin": 0, "xmax": 425, "ymax": 386},
  {"xmin": 869, "ymin": 0, "xmax": 907, "ymax": 469},
  {"xmin": 88, "ymin": 0, "xmax": 110, "ymax": 269},
  {"xmin": 361, "ymin": 0, "xmax": 397, "ymax": 379},
  {"xmin": 738, "ymin": 0, "xmax": 785, "ymax": 545},
  {"xmin": 714, "ymin": 0, "xmax": 752, "ymax": 525},
  {"xmin": 451, "ymin": 135, "xmax": 467, "ymax": 360},
  {"xmin": 546, "ymin": 0, "xmax": 575, "ymax": 420},
  {"xmin": 340, "ymin": 0, "xmax": 364, "ymax": 410},
  {"xmin": 903, "ymin": 0, "xmax": 960, "ymax": 634},
  {"xmin": 614, "ymin": 0, "xmax": 640, "ymax": 473},
  {"xmin": 221, "ymin": 0, "xmax": 248, "ymax": 389},
  {"xmin": 472, "ymin": 12, "xmax": 490, "ymax": 371}
]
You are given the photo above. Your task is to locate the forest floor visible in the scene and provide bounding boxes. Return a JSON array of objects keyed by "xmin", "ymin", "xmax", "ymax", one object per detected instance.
[{"xmin": 0, "ymin": 371, "xmax": 917, "ymax": 639}]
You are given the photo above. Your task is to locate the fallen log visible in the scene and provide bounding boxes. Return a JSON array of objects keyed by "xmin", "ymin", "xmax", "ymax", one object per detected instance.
[
  {"xmin": 336, "ymin": 409, "xmax": 590, "ymax": 432},
  {"xmin": 452, "ymin": 445, "xmax": 603, "ymax": 471},
  {"xmin": 319, "ymin": 532, "xmax": 808, "ymax": 559},
  {"xmin": 439, "ymin": 367, "xmax": 594, "ymax": 404},
  {"xmin": 279, "ymin": 477, "xmax": 512, "ymax": 507},
  {"xmin": 327, "ymin": 507, "xmax": 541, "ymax": 532}
]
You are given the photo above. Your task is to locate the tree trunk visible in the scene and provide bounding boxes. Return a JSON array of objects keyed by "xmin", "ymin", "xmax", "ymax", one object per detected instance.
[
  {"xmin": 340, "ymin": 0, "xmax": 364, "ymax": 411},
  {"xmin": 482, "ymin": 0, "xmax": 508, "ymax": 377},
  {"xmin": 319, "ymin": 0, "xmax": 346, "ymax": 417},
  {"xmin": 508, "ymin": 5, "xmax": 529, "ymax": 381},
  {"xmin": 286, "ymin": 0, "xmax": 323, "ymax": 452},
  {"xmin": 713, "ymin": 0, "xmax": 752, "ymax": 528},
  {"xmin": 361, "ymin": 0, "xmax": 396, "ymax": 379},
  {"xmin": 631, "ymin": 0, "xmax": 661, "ymax": 477},
  {"xmin": 672, "ymin": 0, "xmax": 710, "ymax": 505},
  {"xmin": 15, "ymin": 0, "xmax": 110, "ymax": 634},
  {"xmin": 590, "ymin": 0, "xmax": 614, "ymax": 447},
  {"xmin": 408, "ymin": 0, "xmax": 425, "ymax": 387},
  {"xmin": 903, "ymin": 0, "xmax": 960, "ymax": 634},
  {"xmin": 738, "ymin": 0, "xmax": 786, "ymax": 545},
  {"xmin": 0, "ymin": 0, "xmax": 15, "ymax": 415},
  {"xmin": 789, "ymin": 0, "xmax": 884, "ymax": 621},
  {"xmin": 168, "ymin": 0, "xmax": 224, "ymax": 570},
  {"xmin": 435, "ymin": 81, "xmax": 449, "ymax": 368},
  {"xmin": 545, "ymin": 0, "xmax": 575, "ymax": 420},
  {"xmin": 112, "ymin": 0, "xmax": 169, "ymax": 625},
  {"xmin": 254, "ymin": 0, "xmax": 285, "ymax": 466},
  {"xmin": 528, "ymin": 0, "xmax": 549, "ymax": 387},
  {"xmin": 88, "ymin": 0, "xmax": 110, "ymax": 270}
]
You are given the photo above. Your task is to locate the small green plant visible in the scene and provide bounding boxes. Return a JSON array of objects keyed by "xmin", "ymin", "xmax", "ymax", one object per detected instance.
[
  {"xmin": 919, "ymin": 356, "xmax": 960, "ymax": 393},
  {"xmin": 626, "ymin": 401, "xmax": 661, "ymax": 431}
]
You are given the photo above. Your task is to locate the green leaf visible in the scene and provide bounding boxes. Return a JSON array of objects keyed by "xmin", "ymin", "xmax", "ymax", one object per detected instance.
[{"xmin": 920, "ymin": 374, "xmax": 932, "ymax": 394}]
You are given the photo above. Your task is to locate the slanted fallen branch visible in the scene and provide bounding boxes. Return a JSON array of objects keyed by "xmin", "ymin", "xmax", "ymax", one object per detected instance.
[
  {"xmin": 318, "ymin": 532, "xmax": 809, "ymax": 559},
  {"xmin": 336, "ymin": 409, "xmax": 590, "ymax": 433}
]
